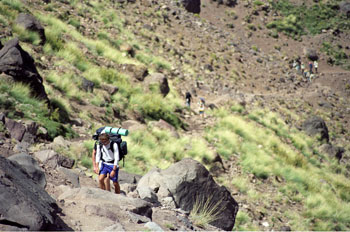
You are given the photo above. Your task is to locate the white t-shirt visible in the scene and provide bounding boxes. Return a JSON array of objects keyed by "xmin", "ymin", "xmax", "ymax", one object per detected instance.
[{"xmin": 95, "ymin": 142, "xmax": 119, "ymax": 167}]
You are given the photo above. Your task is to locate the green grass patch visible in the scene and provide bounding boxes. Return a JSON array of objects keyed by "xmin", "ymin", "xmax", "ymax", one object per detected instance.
[
  {"xmin": 270, "ymin": 0, "xmax": 350, "ymax": 37},
  {"xmin": 206, "ymin": 107, "xmax": 350, "ymax": 230},
  {"xmin": 0, "ymin": 80, "xmax": 76, "ymax": 139}
]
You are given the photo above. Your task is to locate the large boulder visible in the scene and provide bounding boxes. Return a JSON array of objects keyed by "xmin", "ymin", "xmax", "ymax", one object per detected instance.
[
  {"xmin": 57, "ymin": 186, "xmax": 153, "ymax": 230},
  {"xmin": 137, "ymin": 158, "xmax": 239, "ymax": 231},
  {"xmin": 339, "ymin": 1, "xmax": 350, "ymax": 18},
  {"xmin": 145, "ymin": 73, "xmax": 170, "ymax": 97},
  {"xmin": 182, "ymin": 0, "xmax": 201, "ymax": 13},
  {"xmin": 0, "ymin": 156, "xmax": 58, "ymax": 230},
  {"xmin": 34, "ymin": 149, "xmax": 75, "ymax": 169},
  {"xmin": 4, "ymin": 117, "xmax": 39, "ymax": 143},
  {"xmin": 302, "ymin": 116, "xmax": 329, "ymax": 142},
  {"xmin": 8, "ymin": 153, "xmax": 47, "ymax": 188},
  {"xmin": 303, "ymin": 48, "xmax": 319, "ymax": 61},
  {"xmin": 16, "ymin": 13, "xmax": 46, "ymax": 44},
  {"xmin": 0, "ymin": 38, "xmax": 49, "ymax": 102}
]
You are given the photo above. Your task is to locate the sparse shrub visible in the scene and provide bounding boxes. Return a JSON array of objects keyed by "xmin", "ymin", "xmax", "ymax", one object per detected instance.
[
  {"xmin": 12, "ymin": 25, "xmax": 41, "ymax": 45},
  {"xmin": 189, "ymin": 195, "xmax": 223, "ymax": 228}
]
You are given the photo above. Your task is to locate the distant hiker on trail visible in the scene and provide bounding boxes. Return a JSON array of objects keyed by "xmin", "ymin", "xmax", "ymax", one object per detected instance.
[
  {"xmin": 92, "ymin": 146, "xmax": 110, "ymax": 191},
  {"xmin": 301, "ymin": 63, "xmax": 305, "ymax": 76},
  {"xmin": 185, "ymin": 91, "xmax": 192, "ymax": 108},
  {"xmin": 95, "ymin": 133, "xmax": 121, "ymax": 194},
  {"xmin": 314, "ymin": 60, "xmax": 318, "ymax": 73},
  {"xmin": 305, "ymin": 71, "xmax": 310, "ymax": 82},
  {"xmin": 296, "ymin": 58, "xmax": 301, "ymax": 71},
  {"xmin": 198, "ymin": 97, "xmax": 205, "ymax": 118},
  {"xmin": 309, "ymin": 73, "xmax": 315, "ymax": 82},
  {"xmin": 309, "ymin": 61, "xmax": 313, "ymax": 74}
]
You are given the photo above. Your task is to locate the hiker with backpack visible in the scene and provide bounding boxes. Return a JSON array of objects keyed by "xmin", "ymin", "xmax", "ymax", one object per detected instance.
[
  {"xmin": 198, "ymin": 97, "xmax": 205, "ymax": 118},
  {"xmin": 92, "ymin": 146, "xmax": 111, "ymax": 191},
  {"xmin": 185, "ymin": 91, "xmax": 192, "ymax": 108},
  {"xmin": 95, "ymin": 133, "xmax": 121, "ymax": 194},
  {"xmin": 314, "ymin": 60, "xmax": 318, "ymax": 73},
  {"xmin": 92, "ymin": 126, "xmax": 128, "ymax": 194}
]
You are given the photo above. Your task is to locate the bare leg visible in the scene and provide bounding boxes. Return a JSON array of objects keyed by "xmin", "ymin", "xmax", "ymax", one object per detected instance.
[
  {"xmin": 98, "ymin": 174, "xmax": 107, "ymax": 190},
  {"xmin": 105, "ymin": 175, "xmax": 111, "ymax": 191},
  {"xmin": 113, "ymin": 181, "xmax": 120, "ymax": 194}
]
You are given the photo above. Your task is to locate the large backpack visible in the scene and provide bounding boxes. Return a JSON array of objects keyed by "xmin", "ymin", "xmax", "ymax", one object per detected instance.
[{"xmin": 93, "ymin": 127, "xmax": 128, "ymax": 166}]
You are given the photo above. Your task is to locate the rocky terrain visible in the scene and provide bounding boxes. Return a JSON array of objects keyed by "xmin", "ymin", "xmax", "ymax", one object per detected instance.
[{"xmin": 1, "ymin": 0, "xmax": 350, "ymax": 231}]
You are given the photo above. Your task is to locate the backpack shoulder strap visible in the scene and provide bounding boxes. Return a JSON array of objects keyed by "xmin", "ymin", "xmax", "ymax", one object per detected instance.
[{"xmin": 110, "ymin": 141, "xmax": 115, "ymax": 153}]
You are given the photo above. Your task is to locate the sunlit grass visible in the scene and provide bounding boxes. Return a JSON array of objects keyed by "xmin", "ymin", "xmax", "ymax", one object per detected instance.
[{"xmin": 207, "ymin": 107, "xmax": 350, "ymax": 230}]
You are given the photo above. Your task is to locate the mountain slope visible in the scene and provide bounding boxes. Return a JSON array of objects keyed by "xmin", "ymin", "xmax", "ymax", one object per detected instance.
[{"xmin": 1, "ymin": 0, "xmax": 350, "ymax": 230}]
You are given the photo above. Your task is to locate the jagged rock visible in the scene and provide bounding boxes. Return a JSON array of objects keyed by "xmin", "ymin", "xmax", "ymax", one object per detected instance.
[
  {"xmin": 0, "ymin": 38, "xmax": 49, "ymax": 102},
  {"xmin": 4, "ymin": 118, "xmax": 26, "ymax": 141},
  {"xmin": 320, "ymin": 144, "xmax": 345, "ymax": 161},
  {"xmin": 8, "ymin": 153, "xmax": 47, "ymax": 188},
  {"xmin": 53, "ymin": 136, "xmax": 71, "ymax": 149},
  {"xmin": 58, "ymin": 186, "xmax": 153, "ymax": 220},
  {"xmin": 137, "ymin": 158, "xmax": 239, "ymax": 231},
  {"xmin": 120, "ymin": 183, "xmax": 137, "ymax": 194},
  {"xmin": 128, "ymin": 211, "xmax": 151, "ymax": 223},
  {"xmin": 0, "ymin": 156, "xmax": 57, "ymax": 230},
  {"xmin": 81, "ymin": 77, "xmax": 94, "ymax": 92},
  {"xmin": 137, "ymin": 186, "xmax": 159, "ymax": 203},
  {"xmin": 13, "ymin": 141, "xmax": 30, "ymax": 153},
  {"xmin": 34, "ymin": 149, "xmax": 57, "ymax": 163},
  {"xmin": 119, "ymin": 170, "xmax": 142, "ymax": 184},
  {"xmin": 57, "ymin": 167, "xmax": 80, "ymax": 188},
  {"xmin": 16, "ymin": 13, "xmax": 46, "ymax": 44},
  {"xmin": 182, "ymin": 0, "xmax": 201, "ymax": 13},
  {"xmin": 34, "ymin": 149, "xmax": 75, "ymax": 169},
  {"xmin": 302, "ymin": 116, "xmax": 329, "ymax": 142},
  {"xmin": 3, "ymin": 117, "xmax": 38, "ymax": 144}
]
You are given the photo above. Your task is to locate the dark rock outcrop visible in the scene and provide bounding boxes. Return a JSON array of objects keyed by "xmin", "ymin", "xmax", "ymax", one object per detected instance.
[
  {"xmin": 0, "ymin": 38, "xmax": 49, "ymax": 102},
  {"xmin": 0, "ymin": 156, "xmax": 58, "ymax": 230},
  {"xmin": 182, "ymin": 0, "xmax": 201, "ymax": 13},
  {"xmin": 16, "ymin": 13, "xmax": 46, "ymax": 44},
  {"xmin": 8, "ymin": 153, "xmax": 47, "ymax": 188},
  {"xmin": 304, "ymin": 48, "xmax": 319, "ymax": 61},
  {"xmin": 320, "ymin": 144, "xmax": 345, "ymax": 161},
  {"xmin": 302, "ymin": 116, "xmax": 329, "ymax": 142},
  {"xmin": 146, "ymin": 73, "xmax": 170, "ymax": 97},
  {"xmin": 137, "ymin": 158, "xmax": 239, "ymax": 231},
  {"xmin": 81, "ymin": 77, "xmax": 95, "ymax": 92}
]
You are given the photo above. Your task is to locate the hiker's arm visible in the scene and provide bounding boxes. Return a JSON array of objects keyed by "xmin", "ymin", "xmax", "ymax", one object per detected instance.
[
  {"xmin": 92, "ymin": 149, "xmax": 98, "ymax": 174},
  {"xmin": 95, "ymin": 145, "xmax": 101, "ymax": 171},
  {"xmin": 113, "ymin": 142, "xmax": 119, "ymax": 168}
]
